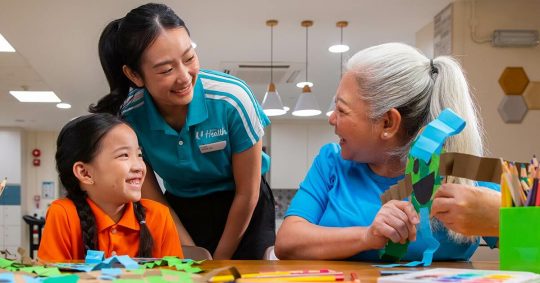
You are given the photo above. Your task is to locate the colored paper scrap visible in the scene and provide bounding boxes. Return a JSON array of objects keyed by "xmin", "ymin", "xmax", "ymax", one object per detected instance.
[
  {"xmin": 409, "ymin": 109, "xmax": 465, "ymax": 163},
  {"xmin": 439, "ymin": 153, "xmax": 502, "ymax": 183},
  {"xmin": 42, "ymin": 274, "xmax": 79, "ymax": 283},
  {"xmin": 381, "ymin": 175, "xmax": 413, "ymax": 204},
  {"xmin": 85, "ymin": 250, "xmax": 104, "ymax": 264},
  {"xmin": 0, "ymin": 273, "xmax": 15, "ymax": 283}
]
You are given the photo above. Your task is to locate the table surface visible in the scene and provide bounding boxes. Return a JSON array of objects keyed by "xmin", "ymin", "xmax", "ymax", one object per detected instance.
[{"xmin": 198, "ymin": 260, "xmax": 500, "ymax": 283}]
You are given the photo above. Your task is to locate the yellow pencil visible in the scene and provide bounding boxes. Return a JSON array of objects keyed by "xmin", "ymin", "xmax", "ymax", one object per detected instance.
[
  {"xmin": 500, "ymin": 173, "xmax": 513, "ymax": 207},
  {"xmin": 210, "ymin": 272, "xmax": 343, "ymax": 282},
  {"xmin": 210, "ymin": 272, "xmax": 295, "ymax": 282}
]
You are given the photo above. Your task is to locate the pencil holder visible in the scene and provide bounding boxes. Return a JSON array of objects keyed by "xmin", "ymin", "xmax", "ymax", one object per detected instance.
[{"xmin": 500, "ymin": 207, "xmax": 540, "ymax": 273}]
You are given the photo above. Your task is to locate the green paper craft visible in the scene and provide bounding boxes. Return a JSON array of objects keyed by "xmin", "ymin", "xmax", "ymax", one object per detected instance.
[
  {"xmin": 379, "ymin": 108, "xmax": 465, "ymax": 263},
  {"xmin": 0, "ymin": 258, "xmax": 14, "ymax": 268},
  {"xmin": 0, "ymin": 258, "xmax": 62, "ymax": 277},
  {"xmin": 379, "ymin": 151, "xmax": 443, "ymax": 262},
  {"xmin": 409, "ymin": 151, "xmax": 443, "ymax": 211},
  {"xmin": 19, "ymin": 266, "xmax": 62, "ymax": 277},
  {"xmin": 141, "ymin": 257, "xmax": 203, "ymax": 273}
]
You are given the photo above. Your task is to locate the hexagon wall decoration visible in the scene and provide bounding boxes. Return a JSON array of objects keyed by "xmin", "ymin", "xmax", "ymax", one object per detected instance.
[
  {"xmin": 498, "ymin": 67, "xmax": 529, "ymax": 95},
  {"xmin": 498, "ymin": 95, "xmax": 528, "ymax": 123},
  {"xmin": 497, "ymin": 67, "xmax": 540, "ymax": 123},
  {"xmin": 523, "ymin": 82, "xmax": 540, "ymax": 110}
]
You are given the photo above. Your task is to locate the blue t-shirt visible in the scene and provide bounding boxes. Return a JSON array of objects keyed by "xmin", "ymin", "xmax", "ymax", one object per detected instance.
[
  {"xmin": 285, "ymin": 143, "xmax": 499, "ymax": 261},
  {"xmin": 122, "ymin": 69, "xmax": 270, "ymax": 197}
]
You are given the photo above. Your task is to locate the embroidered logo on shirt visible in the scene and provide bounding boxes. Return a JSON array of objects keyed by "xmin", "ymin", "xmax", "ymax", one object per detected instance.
[{"xmin": 195, "ymin": 128, "xmax": 228, "ymax": 140}]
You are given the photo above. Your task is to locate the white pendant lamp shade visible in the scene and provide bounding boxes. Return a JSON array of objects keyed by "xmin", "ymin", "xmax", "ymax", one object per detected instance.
[
  {"xmin": 328, "ymin": 21, "xmax": 349, "ymax": 53},
  {"xmin": 293, "ymin": 20, "xmax": 321, "ymax": 117},
  {"xmin": 326, "ymin": 96, "xmax": 336, "ymax": 116},
  {"xmin": 293, "ymin": 86, "xmax": 321, "ymax": 117},
  {"xmin": 262, "ymin": 83, "xmax": 287, "ymax": 116},
  {"xmin": 261, "ymin": 19, "xmax": 287, "ymax": 117},
  {"xmin": 296, "ymin": 81, "xmax": 313, "ymax": 88},
  {"xmin": 328, "ymin": 44, "xmax": 350, "ymax": 53}
]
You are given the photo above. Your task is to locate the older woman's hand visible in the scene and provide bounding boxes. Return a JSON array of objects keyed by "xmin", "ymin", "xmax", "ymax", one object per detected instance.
[
  {"xmin": 367, "ymin": 200, "xmax": 419, "ymax": 249},
  {"xmin": 431, "ymin": 183, "xmax": 501, "ymax": 236}
]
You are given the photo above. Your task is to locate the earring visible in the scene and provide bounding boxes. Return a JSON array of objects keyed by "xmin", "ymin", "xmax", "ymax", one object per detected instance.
[
  {"xmin": 88, "ymin": 180, "xmax": 94, "ymax": 185},
  {"xmin": 383, "ymin": 132, "xmax": 389, "ymax": 137}
]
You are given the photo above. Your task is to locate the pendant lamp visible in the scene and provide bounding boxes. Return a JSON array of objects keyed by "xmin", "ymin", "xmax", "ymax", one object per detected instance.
[
  {"xmin": 261, "ymin": 19, "xmax": 287, "ymax": 116},
  {"xmin": 327, "ymin": 21, "xmax": 349, "ymax": 117},
  {"xmin": 293, "ymin": 20, "xmax": 321, "ymax": 117},
  {"xmin": 328, "ymin": 21, "xmax": 350, "ymax": 53}
]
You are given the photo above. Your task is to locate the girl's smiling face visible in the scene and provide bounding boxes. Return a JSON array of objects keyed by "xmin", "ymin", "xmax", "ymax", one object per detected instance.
[{"xmin": 82, "ymin": 123, "xmax": 146, "ymax": 208}]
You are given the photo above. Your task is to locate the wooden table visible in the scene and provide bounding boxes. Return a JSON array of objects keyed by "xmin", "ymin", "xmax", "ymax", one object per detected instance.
[{"xmin": 199, "ymin": 260, "xmax": 499, "ymax": 283}]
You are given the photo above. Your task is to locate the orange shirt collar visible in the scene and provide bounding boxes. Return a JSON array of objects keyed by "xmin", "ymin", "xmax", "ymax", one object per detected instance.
[{"xmin": 86, "ymin": 198, "xmax": 140, "ymax": 232}]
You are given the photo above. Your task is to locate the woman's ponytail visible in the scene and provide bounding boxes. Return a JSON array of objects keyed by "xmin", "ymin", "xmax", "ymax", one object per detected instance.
[
  {"xmin": 89, "ymin": 19, "xmax": 131, "ymax": 115},
  {"xmin": 429, "ymin": 56, "xmax": 484, "ymax": 158}
]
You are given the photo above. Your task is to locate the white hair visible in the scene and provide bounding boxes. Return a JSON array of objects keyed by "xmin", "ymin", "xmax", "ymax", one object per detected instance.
[{"xmin": 346, "ymin": 42, "xmax": 484, "ymax": 165}]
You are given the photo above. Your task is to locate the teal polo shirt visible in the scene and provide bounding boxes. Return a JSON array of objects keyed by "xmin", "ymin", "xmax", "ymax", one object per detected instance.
[{"xmin": 122, "ymin": 69, "xmax": 270, "ymax": 198}]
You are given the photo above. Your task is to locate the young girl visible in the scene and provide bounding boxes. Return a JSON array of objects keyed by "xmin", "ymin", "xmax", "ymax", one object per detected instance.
[{"xmin": 37, "ymin": 113, "xmax": 183, "ymax": 261}]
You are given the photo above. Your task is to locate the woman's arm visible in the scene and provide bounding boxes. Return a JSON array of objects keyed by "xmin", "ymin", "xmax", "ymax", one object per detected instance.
[
  {"xmin": 275, "ymin": 200, "xmax": 419, "ymax": 260},
  {"xmin": 141, "ymin": 162, "xmax": 195, "ymax": 246},
  {"xmin": 212, "ymin": 141, "xmax": 262, "ymax": 259}
]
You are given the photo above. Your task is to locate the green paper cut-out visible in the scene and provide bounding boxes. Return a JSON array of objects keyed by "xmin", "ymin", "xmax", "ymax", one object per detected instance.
[
  {"xmin": 0, "ymin": 258, "xmax": 14, "ymax": 268},
  {"xmin": 379, "ymin": 108, "xmax": 465, "ymax": 263},
  {"xmin": 140, "ymin": 257, "xmax": 203, "ymax": 274}
]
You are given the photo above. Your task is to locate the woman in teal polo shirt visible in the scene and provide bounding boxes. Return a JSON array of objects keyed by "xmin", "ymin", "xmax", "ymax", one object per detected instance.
[
  {"xmin": 89, "ymin": 3, "xmax": 275, "ymax": 259},
  {"xmin": 275, "ymin": 43, "xmax": 501, "ymax": 260}
]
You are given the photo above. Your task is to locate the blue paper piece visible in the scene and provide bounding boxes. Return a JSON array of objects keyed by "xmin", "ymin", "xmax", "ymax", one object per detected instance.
[
  {"xmin": 97, "ymin": 255, "xmax": 139, "ymax": 270},
  {"xmin": 85, "ymin": 250, "xmax": 105, "ymax": 264},
  {"xmin": 0, "ymin": 273, "xmax": 15, "ymax": 283},
  {"xmin": 417, "ymin": 207, "xmax": 440, "ymax": 266},
  {"xmin": 22, "ymin": 276, "xmax": 41, "ymax": 283},
  {"xmin": 374, "ymin": 205, "xmax": 441, "ymax": 268},
  {"xmin": 57, "ymin": 255, "xmax": 139, "ymax": 272},
  {"xmin": 373, "ymin": 263, "xmax": 403, "ymax": 268},
  {"xmin": 410, "ymin": 109, "xmax": 465, "ymax": 163}
]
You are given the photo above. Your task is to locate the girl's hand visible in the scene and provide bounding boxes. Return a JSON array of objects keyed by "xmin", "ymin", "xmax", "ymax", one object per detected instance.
[{"xmin": 367, "ymin": 200, "xmax": 419, "ymax": 249}]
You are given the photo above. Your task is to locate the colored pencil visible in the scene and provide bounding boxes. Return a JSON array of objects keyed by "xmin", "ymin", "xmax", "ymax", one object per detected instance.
[{"xmin": 210, "ymin": 271, "xmax": 344, "ymax": 282}]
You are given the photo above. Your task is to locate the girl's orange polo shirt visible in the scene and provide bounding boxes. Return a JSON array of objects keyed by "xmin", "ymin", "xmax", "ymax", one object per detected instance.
[{"xmin": 37, "ymin": 198, "xmax": 183, "ymax": 262}]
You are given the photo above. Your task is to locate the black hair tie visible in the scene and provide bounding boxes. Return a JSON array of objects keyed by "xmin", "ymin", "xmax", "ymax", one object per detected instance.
[{"xmin": 430, "ymin": 59, "xmax": 439, "ymax": 76}]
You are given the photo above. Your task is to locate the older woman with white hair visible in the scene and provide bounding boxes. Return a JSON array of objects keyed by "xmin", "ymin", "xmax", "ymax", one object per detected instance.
[{"xmin": 275, "ymin": 42, "xmax": 500, "ymax": 261}]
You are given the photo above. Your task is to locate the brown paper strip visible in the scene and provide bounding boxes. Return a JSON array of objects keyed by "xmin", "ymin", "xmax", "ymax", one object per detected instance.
[
  {"xmin": 380, "ymin": 174, "xmax": 413, "ymax": 204},
  {"xmin": 439, "ymin": 152, "xmax": 503, "ymax": 183}
]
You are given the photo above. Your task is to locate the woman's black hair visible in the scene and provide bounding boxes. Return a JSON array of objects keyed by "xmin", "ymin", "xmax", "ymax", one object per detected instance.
[
  {"xmin": 56, "ymin": 113, "xmax": 154, "ymax": 257},
  {"xmin": 89, "ymin": 3, "xmax": 188, "ymax": 115}
]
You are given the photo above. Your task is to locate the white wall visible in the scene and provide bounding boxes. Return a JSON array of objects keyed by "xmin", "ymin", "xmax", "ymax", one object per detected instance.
[
  {"xmin": 268, "ymin": 120, "xmax": 337, "ymax": 189},
  {"xmin": 0, "ymin": 129, "xmax": 22, "ymax": 183},
  {"xmin": 22, "ymin": 131, "xmax": 59, "ymax": 217},
  {"xmin": 0, "ymin": 128, "xmax": 22, "ymax": 255},
  {"xmin": 452, "ymin": 0, "xmax": 540, "ymax": 161},
  {"xmin": 416, "ymin": 21, "xmax": 435, "ymax": 59}
]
